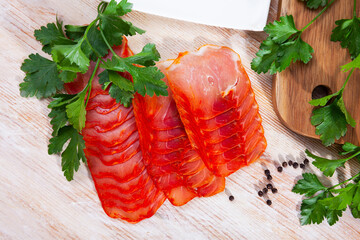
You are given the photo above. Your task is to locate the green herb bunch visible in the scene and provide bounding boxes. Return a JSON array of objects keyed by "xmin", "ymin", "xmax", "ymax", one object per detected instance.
[
  {"xmin": 251, "ymin": 0, "xmax": 360, "ymax": 226},
  {"xmin": 19, "ymin": 0, "xmax": 168, "ymax": 181}
]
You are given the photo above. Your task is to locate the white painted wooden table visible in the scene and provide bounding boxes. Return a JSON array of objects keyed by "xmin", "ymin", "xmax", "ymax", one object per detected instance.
[{"xmin": 1, "ymin": 0, "xmax": 359, "ymax": 239}]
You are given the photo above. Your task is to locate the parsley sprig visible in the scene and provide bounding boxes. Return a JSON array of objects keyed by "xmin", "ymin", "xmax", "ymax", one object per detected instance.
[
  {"xmin": 309, "ymin": 67, "xmax": 357, "ymax": 146},
  {"xmin": 293, "ymin": 143, "xmax": 360, "ymax": 225},
  {"xmin": 331, "ymin": 0, "xmax": 360, "ymax": 59},
  {"xmin": 19, "ymin": 0, "xmax": 167, "ymax": 181},
  {"xmin": 251, "ymin": 0, "xmax": 336, "ymax": 74},
  {"xmin": 301, "ymin": 0, "xmax": 329, "ymax": 10}
]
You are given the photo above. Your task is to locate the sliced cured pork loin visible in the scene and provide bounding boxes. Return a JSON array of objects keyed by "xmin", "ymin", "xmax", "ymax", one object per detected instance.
[
  {"xmin": 133, "ymin": 60, "xmax": 225, "ymax": 206},
  {"xmin": 65, "ymin": 38, "xmax": 165, "ymax": 223},
  {"xmin": 166, "ymin": 45, "xmax": 267, "ymax": 177}
]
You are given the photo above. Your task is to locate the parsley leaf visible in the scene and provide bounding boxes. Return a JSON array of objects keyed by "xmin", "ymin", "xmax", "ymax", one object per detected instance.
[
  {"xmin": 341, "ymin": 142, "xmax": 360, "ymax": 160},
  {"xmin": 325, "ymin": 202, "xmax": 344, "ymax": 226},
  {"xmin": 310, "ymin": 66, "xmax": 356, "ymax": 146},
  {"xmin": 34, "ymin": 20, "xmax": 74, "ymax": 54},
  {"xmin": 321, "ymin": 184, "xmax": 358, "ymax": 210},
  {"xmin": 59, "ymin": 71, "xmax": 77, "ymax": 83},
  {"xmin": 101, "ymin": 43, "xmax": 167, "ymax": 97},
  {"xmin": 65, "ymin": 25, "xmax": 87, "ymax": 41},
  {"xmin": 20, "ymin": 54, "xmax": 63, "ymax": 98},
  {"xmin": 297, "ymin": 188, "xmax": 345, "ymax": 226},
  {"xmin": 98, "ymin": 69, "xmax": 134, "ymax": 107},
  {"xmin": 292, "ymin": 173, "xmax": 327, "ymax": 197},
  {"xmin": 251, "ymin": 15, "xmax": 313, "ymax": 74},
  {"xmin": 85, "ymin": 24, "xmax": 109, "ymax": 60},
  {"xmin": 350, "ymin": 186, "xmax": 360, "ymax": 218},
  {"xmin": 331, "ymin": 17, "xmax": 360, "ymax": 59},
  {"xmin": 300, "ymin": 192, "xmax": 327, "ymax": 225},
  {"xmin": 251, "ymin": 37, "xmax": 280, "ymax": 74},
  {"xmin": 341, "ymin": 53, "xmax": 360, "ymax": 71},
  {"xmin": 48, "ymin": 126, "xmax": 86, "ymax": 181},
  {"xmin": 301, "ymin": 0, "xmax": 328, "ymax": 9},
  {"xmin": 310, "ymin": 97, "xmax": 349, "ymax": 146},
  {"xmin": 306, "ymin": 150, "xmax": 348, "ymax": 177},
  {"xmin": 308, "ymin": 91, "xmax": 339, "ymax": 107},
  {"xmin": 277, "ymin": 37, "xmax": 314, "ymax": 72},
  {"xmin": 48, "ymin": 107, "xmax": 68, "ymax": 137},
  {"xmin": 66, "ymin": 90, "xmax": 87, "ymax": 132},
  {"xmin": 99, "ymin": 0, "xmax": 144, "ymax": 46},
  {"xmin": 52, "ymin": 42, "xmax": 90, "ymax": 73},
  {"xmin": 264, "ymin": 15, "xmax": 299, "ymax": 43}
]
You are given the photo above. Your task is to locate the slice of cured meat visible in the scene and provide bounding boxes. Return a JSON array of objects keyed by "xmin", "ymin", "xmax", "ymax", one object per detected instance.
[
  {"xmin": 133, "ymin": 61, "xmax": 225, "ymax": 206},
  {"xmin": 65, "ymin": 37, "xmax": 165, "ymax": 223},
  {"xmin": 166, "ymin": 45, "xmax": 267, "ymax": 177}
]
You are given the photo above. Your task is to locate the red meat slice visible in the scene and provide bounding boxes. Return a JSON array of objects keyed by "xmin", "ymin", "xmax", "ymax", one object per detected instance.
[
  {"xmin": 133, "ymin": 61, "xmax": 225, "ymax": 206},
  {"xmin": 166, "ymin": 45, "xmax": 267, "ymax": 177},
  {"xmin": 65, "ymin": 37, "xmax": 165, "ymax": 223}
]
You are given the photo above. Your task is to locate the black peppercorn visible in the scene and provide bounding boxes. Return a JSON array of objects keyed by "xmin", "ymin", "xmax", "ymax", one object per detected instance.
[
  {"xmin": 263, "ymin": 188, "xmax": 268, "ymax": 194},
  {"xmin": 264, "ymin": 169, "xmax": 270, "ymax": 176},
  {"xmin": 293, "ymin": 162, "xmax": 299, "ymax": 169},
  {"xmin": 282, "ymin": 162, "xmax": 288, "ymax": 167},
  {"xmin": 229, "ymin": 195, "xmax": 235, "ymax": 201},
  {"xmin": 266, "ymin": 200, "xmax": 272, "ymax": 206},
  {"xmin": 258, "ymin": 190, "xmax": 263, "ymax": 197},
  {"xmin": 267, "ymin": 184, "xmax": 273, "ymax": 189},
  {"xmin": 272, "ymin": 188, "xmax": 278, "ymax": 194},
  {"xmin": 277, "ymin": 166, "xmax": 283, "ymax": 172},
  {"xmin": 304, "ymin": 159, "xmax": 309, "ymax": 165},
  {"xmin": 267, "ymin": 175, "xmax": 273, "ymax": 180},
  {"xmin": 288, "ymin": 160, "xmax": 293, "ymax": 166},
  {"xmin": 300, "ymin": 163, "xmax": 305, "ymax": 169}
]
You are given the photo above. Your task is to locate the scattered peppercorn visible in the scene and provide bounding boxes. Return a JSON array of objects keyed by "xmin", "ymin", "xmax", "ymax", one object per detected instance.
[
  {"xmin": 267, "ymin": 183, "xmax": 273, "ymax": 189},
  {"xmin": 258, "ymin": 190, "xmax": 263, "ymax": 197},
  {"xmin": 288, "ymin": 160, "xmax": 293, "ymax": 166},
  {"xmin": 272, "ymin": 188, "xmax": 278, "ymax": 194},
  {"xmin": 277, "ymin": 166, "xmax": 283, "ymax": 172},
  {"xmin": 267, "ymin": 175, "xmax": 273, "ymax": 180},
  {"xmin": 304, "ymin": 159, "xmax": 309, "ymax": 165},
  {"xmin": 264, "ymin": 169, "xmax": 270, "ymax": 176},
  {"xmin": 293, "ymin": 162, "xmax": 299, "ymax": 169},
  {"xmin": 266, "ymin": 200, "xmax": 272, "ymax": 206},
  {"xmin": 282, "ymin": 162, "xmax": 288, "ymax": 167},
  {"xmin": 263, "ymin": 188, "xmax": 268, "ymax": 194},
  {"xmin": 229, "ymin": 195, "xmax": 235, "ymax": 201},
  {"xmin": 300, "ymin": 163, "xmax": 305, "ymax": 169}
]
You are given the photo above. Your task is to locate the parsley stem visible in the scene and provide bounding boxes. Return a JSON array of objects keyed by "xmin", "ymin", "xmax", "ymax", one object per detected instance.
[
  {"xmin": 329, "ymin": 171, "xmax": 360, "ymax": 190},
  {"xmin": 354, "ymin": 0, "xmax": 357, "ymax": 17},
  {"xmin": 341, "ymin": 68, "xmax": 355, "ymax": 91},
  {"xmin": 98, "ymin": 1, "xmax": 108, "ymax": 14},
  {"xmin": 85, "ymin": 58, "xmax": 101, "ymax": 107},
  {"xmin": 99, "ymin": 27, "xmax": 119, "ymax": 59},
  {"xmin": 300, "ymin": 0, "xmax": 337, "ymax": 32},
  {"xmin": 78, "ymin": 18, "xmax": 99, "ymax": 46}
]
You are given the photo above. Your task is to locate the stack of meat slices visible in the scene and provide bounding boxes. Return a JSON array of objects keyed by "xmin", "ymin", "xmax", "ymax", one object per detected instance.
[
  {"xmin": 166, "ymin": 45, "xmax": 267, "ymax": 177},
  {"xmin": 133, "ymin": 60, "xmax": 226, "ymax": 206},
  {"xmin": 66, "ymin": 38, "xmax": 266, "ymax": 223}
]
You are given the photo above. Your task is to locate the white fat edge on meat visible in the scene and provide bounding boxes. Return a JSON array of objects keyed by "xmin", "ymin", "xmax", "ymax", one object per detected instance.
[{"xmin": 221, "ymin": 51, "xmax": 242, "ymax": 97}]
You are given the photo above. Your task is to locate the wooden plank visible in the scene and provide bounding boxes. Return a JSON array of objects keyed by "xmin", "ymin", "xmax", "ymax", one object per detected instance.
[
  {"xmin": 273, "ymin": 0, "xmax": 360, "ymax": 145},
  {"xmin": 0, "ymin": 0, "xmax": 359, "ymax": 239}
]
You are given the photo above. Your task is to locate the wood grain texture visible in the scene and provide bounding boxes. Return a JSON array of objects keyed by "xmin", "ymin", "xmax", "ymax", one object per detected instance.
[
  {"xmin": 0, "ymin": 0, "xmax": 359, "ymax": 239},
  {"xmin": 274, "ymin": 0, "xmax": 360, "ymax": 145}
]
